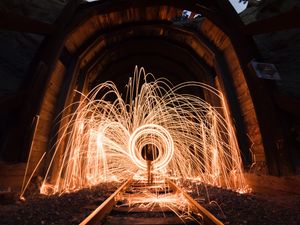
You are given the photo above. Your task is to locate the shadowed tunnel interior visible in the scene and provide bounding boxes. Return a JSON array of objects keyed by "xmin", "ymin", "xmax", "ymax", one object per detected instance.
[
  {"xmin": 0, "ymin": 1, "xmax": 300, "ymax": 224},
  {"xmin": 0, "ymin": 0, "xmax": 299, "ymax": 184}
]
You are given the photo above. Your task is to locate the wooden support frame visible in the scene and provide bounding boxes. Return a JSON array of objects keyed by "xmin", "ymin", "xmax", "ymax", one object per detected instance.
[
  {"xmin": 26, "ymin": 1, "xmax": 254, "ymax": 173},
  {"xmin": 15, "ymin": 0, "xmax": 293, "ymax": 177},
  {"xmin": 64, "ymin": 21, "xmax": 252, "ymax": 169},
  {"xmin": 211, "ymin": 0, "xmax": 294, "ymax": 175}
]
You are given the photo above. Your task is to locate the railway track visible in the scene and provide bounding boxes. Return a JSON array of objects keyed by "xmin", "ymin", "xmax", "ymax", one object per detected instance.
[{"xmin": 79, "ymin": 177, "xmax": 224, "ymax": 225}]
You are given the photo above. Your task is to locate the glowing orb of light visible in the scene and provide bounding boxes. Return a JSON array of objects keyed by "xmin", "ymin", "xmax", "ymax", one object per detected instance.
[{"xmin": 129, "ymin": 124, "xmax": 174, "ymax": 171}]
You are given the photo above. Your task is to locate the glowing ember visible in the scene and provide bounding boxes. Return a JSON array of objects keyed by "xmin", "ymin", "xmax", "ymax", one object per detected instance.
[{"xmin": 40, "ymin": 66, "xmax": 248, "ymax": 194}]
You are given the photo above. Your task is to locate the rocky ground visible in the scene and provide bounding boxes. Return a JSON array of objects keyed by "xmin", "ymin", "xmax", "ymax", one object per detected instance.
[
  {"xmin": 0, "ymin": 181, "xmax": 299, "ymax": 225},
  {"xmin": 188, "ymin": 182, "xmax": 300, "ymax": 225},
  {"xmin": 0, "ymin": 182, "xmax": 119, "ymax": 225}
]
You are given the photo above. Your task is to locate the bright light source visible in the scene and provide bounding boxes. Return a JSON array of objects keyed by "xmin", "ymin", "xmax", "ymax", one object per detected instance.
[{"xmin": 40, "ymin": 66, "xmax": 248, "ymax": 195}]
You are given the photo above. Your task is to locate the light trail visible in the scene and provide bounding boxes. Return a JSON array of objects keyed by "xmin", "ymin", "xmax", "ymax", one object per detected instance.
[
  {"xmin": 40, "ymin": 66, "xmax": 248, "ymax": 195},
  {"xmin": 129, "ymin": 124, "xmax": 174, "ymax": 171}
]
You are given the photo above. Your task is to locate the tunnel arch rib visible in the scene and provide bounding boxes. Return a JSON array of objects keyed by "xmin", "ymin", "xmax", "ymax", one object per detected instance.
[{"xmin": 17, "ymin": 0, "xmax": 291, "ymax": 181}]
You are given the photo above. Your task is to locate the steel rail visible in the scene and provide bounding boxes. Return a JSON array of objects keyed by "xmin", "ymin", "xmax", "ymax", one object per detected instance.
[
  {"xmin": 80, "ymin": 178, "xmax": 224, "ymax": 225},
  {"xmin": 167, "ymin": 179, "xmax": 224, "ymax": 225},
  {"xmin": 79, "ymin": 178, "xmax": 132, "ymax": 225}
]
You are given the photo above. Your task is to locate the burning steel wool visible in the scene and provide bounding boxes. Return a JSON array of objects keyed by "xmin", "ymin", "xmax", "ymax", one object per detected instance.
[{"xmin": 40, "ymin": 66, "xmax": 248, "ymax": 195}]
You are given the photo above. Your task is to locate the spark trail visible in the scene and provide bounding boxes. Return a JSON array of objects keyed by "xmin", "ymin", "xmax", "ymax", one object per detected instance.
[{"xmin": 41, "ymin": 66, "xmax": 247, "ymax": 194}]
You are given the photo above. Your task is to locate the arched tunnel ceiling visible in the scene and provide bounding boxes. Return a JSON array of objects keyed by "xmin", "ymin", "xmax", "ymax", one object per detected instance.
[
  {"xmin": 61, "ymin": 22, "xmax": 226, "ymax": 93},
  {"xmin": 27, "ymin": 1, "xmax": 259, "ymax": 168},
  {"xmin": 1, "ymin": 2, "xmax": 300, "ymax": 221},
  {"xmin": 52, "ymin": 1, "xmax": 240, "ymax": 89},
  {"xmin": 1, "ymin": 0, "xmax": 298, "ymax": 179},
  {"xmin": 37, "ymin": 1, "xmax": 257, "ymax": 170},
  {"xmin": 83, "ymin": 30, "xmax": 215, "ymax": 89},
  {"xmin": 90, "ymin": 38, "xmax": 207, "ymax": 85}
]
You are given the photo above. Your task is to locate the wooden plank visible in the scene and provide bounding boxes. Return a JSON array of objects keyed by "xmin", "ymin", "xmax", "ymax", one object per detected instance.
[
  {"xmin": 204, "ymin": 3, "xmax": 289, "ymax": 177},
  {"xmin": 167, "ymin": 180, "xmax": 224, "ymax": 225},
  {"xmin": 29, "ymin": 61, "xmax": 65, "ymax": 171},
  {"xmin": 78, "ymin": 24, "xmax": 215, "ymax": 83},
  {"xmin": 104, "ymin": 216, "xmax": 185, "ymax": 225},
  {"xmin": 214, "ymin": 60, "xmax": 253, "ymax": 166},
  {"xmin": 112, "ymin": 205, "xmax": 174, "ymax": 213},
  {"xmin": 80, "ymin": 179, "xmax": 132, "ymax": 225},
  {"xmin": 66, "ymin": 4, "xmax": 177, "ymax": 54}
]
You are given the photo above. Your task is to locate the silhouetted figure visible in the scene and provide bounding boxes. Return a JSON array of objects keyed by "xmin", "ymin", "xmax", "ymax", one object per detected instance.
[{"xmin": 141, "ymin": 144, "xmax": 159, "ymax": 184}]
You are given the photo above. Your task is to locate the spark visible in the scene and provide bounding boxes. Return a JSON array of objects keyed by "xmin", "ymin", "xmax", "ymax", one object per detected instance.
[
  {"xmin": 40, "ymin": 66, "xmax": 248, "ymax": 194},
  {"xmin": 115, "ymin": 180, "xmax": 201, "ymax": 223}
]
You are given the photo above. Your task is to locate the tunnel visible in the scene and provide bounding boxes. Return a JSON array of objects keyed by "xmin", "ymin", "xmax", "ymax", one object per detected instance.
[{"xmin": 0, "ymin": 1, "xmax": 300, "ymax": 225}]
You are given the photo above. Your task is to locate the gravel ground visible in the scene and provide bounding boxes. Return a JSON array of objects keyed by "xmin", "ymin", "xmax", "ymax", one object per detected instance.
[
  {"xmin": 0, "ymin": 182, "xmax": 119, "ymax": 225},
  {"xmin": 0, "ymin": 181, "xmax": 299, "ymax": 225},
  {"xmin": 185, "ymin": 182, "xmax": 300, "ymax": 225}
]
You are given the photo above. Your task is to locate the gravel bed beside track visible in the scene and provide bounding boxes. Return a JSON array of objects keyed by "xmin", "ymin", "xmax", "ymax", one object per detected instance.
[
  {"xmin": 0, "ymin": 182, "xmax": 119, "ymax": 225},
  {"xmin": 0, "ymin": 181, "xmax": 299, "ymax": 225}
]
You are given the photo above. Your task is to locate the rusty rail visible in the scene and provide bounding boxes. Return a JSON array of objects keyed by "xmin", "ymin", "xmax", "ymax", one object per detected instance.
[
  {"xmin": 167, "ymin": 179, "xmax": 224, "ymax": 225},
  {"xmin": 80, "ymin": 178, "xmax": 224, "ymax": 225},
  {"xmin": 79, "ymin": 178, "xmax": 132, "ymax": 225}
]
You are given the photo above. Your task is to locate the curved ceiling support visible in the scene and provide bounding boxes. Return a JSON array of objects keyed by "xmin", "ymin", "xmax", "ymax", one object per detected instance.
[
  {"xmin": 83, "ymin": 37, "xmax": 212, "ymax": 84},
  {"xmin": 63, "ymin": 21, "xmax": 255, "ymax": 169},
  {"xmin": 15, "ymin": 1, "xmax": 292, "ymax": 179},
  {"xmin": 198, "ymin": 18, "xmax": 294, "ymax": 175},
  {"xmin": 77, "ymin": 24, "xmax": 215, "ymax": 83}
]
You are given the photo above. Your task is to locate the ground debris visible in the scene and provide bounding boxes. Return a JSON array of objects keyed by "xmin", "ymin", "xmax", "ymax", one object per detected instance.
[
  {"xmin": 186, "ymin": 182, "xmax": 300, "ymax": 225},
  {"xmin": 0, "ymin": 181, "xmax": 299, "ymax": 225},
  {"xmin": 0, "ymin": 182, "xmax": 119, "ymax": 225}
]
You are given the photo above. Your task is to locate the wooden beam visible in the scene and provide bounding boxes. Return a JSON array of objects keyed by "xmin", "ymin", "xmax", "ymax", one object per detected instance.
[
  {"xmin": 75, "ymin": 24, "xmax": 215, "ymax": 84},
  {"xmin": 79, "ymin": 179, "xmax": 132, "ymax": 225},
  {"xmin": 0, "ymin": 11, "xmax": 56, "ymax": 35},
  {"xmin": 73, "ymin": 21, "xmax": 251, "ymax": 167},
  {"xmin": 243, "ymin": 7, "xmax": 300, "ymax": 35}
]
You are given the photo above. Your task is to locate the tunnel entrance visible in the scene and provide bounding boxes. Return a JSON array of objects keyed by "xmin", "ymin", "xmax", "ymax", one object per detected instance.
[{"xmin": 141, "ymin": 144, "xmax": 159, "ymax": 161}]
